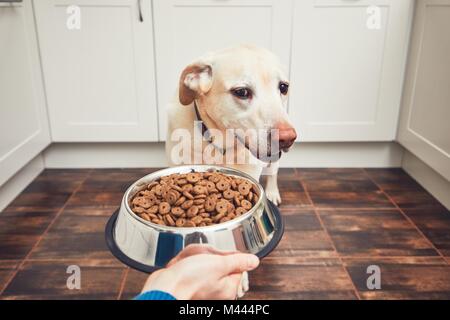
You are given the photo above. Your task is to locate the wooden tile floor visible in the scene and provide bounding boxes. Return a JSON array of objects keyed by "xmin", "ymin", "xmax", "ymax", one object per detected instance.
[{"xmin": 0, "ymin": 168, "xmax": 449, "ymax": 300}]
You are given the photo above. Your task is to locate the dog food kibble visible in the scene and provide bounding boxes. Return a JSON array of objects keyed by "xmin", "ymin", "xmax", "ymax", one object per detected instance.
[
  {"xmin": 171, "ymin": 206, "xmax": 184, "ymax": 217},
  {"xmin": 130, "ymin": 171, "xmax": 260, "ymax": 227},
  {"xmin": 158, "ymin": 202, "xmax": 171, "ymax": 215}
]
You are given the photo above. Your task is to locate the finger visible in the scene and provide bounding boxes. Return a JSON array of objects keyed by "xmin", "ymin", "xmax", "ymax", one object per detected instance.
[
  {"xmin": 167, "ymin": 244, "xmax": 240, "ymax": 267},
  {"xmin": 220, "ymin": 253, "xmax": 260, "ymax": 275},
  {"xmin": 217, "ymin": 273, "xmax": 242, "ymax": 300},
  {"xmin": 167, "ymin": 244, "xmax": 214, "ymax": 267}
]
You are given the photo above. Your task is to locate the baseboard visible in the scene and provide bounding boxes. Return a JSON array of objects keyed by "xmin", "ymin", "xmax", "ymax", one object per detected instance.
[
  {"xmin": 0, "ymin": 154, "xmax": 45, "ymax": 211},
  {"xmin": 402, "ymin": 150, "xmax": 450, "ymax": 210},
  {"xmin": 279, "ymin": 142, "xmax": 404, "ymax": 168},
  {"xmin": 43, "ymin": 142, "xmax": 404, "ymax": 168},
  {"xmin": 43, "ymin": 143, "xmax": 168, "ymax": 168}
]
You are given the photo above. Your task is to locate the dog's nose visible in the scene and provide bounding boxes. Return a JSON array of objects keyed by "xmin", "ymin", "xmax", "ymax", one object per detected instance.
[{"xmin": 275, "ymin": 123, "xmax": 297, "ymax": 150}]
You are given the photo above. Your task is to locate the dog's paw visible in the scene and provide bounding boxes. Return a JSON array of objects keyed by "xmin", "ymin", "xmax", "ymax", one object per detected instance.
[
  {"xmin": 241, "ymin": 271, "xmax": 249, "ymax": 292},
  {"xmin": 265, "ymin": 186, "xmax": 281, "ymax": 206}
]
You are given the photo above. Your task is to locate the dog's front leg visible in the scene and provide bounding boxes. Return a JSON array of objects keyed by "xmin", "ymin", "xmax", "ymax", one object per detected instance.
[{"xmin": 264, "ymin": 161, "xmax": 281, "ymax": 206}]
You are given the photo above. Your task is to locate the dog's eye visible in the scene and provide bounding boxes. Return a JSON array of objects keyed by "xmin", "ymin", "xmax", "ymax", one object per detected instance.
[
  {"xmin": 279, "ymin": 82, "xmax": 289, "ymax": 95},
  {"xmin": 231, "ymin": 88, "xmax": 252, "ymax": 100}
]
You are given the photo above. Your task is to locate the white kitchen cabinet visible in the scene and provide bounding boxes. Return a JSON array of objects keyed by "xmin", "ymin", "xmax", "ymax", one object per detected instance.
[
  {"xmin": 0, "ymin": 0, "xmax": 51, "ymax": 186},
  {"xmin": 153, "ymin": 0, "xmax": 294, "ymax": 140},
  {"xmin": 398, "ymin": 0, "xmax": 450, "ymax": 181},
  {"xmin": 289, "ymin": 0, "xmax": 413, "ymax": 141},
  {"xmin": 33, "ymin": 0, "xmax": 158, "ymax": 142}
]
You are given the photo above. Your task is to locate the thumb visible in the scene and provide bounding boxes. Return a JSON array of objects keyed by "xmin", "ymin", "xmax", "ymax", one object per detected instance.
[{"xmin": 220, "ymin": 253, "xmax": 260, "ymax": 275}]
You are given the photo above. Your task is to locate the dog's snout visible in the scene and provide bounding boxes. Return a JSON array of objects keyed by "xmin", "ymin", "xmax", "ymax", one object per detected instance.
[
  {"xmin": 279, "ymin": 128, "xmax": 297, "ymax": 149},
  {"xmin": 274, "ymin": 122, "xmax": 297, "ymax": 150}
]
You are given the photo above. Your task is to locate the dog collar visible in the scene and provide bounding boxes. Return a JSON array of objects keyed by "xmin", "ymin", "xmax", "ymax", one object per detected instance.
[{"xmin": 193, "ymin": 100, "xmax": 226, "ymax": 155}]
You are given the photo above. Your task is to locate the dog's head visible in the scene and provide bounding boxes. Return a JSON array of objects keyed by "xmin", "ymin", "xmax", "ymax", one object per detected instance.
[{"xmin": 178, "ymin": 45, "xmax": 297, "ymax": 162}]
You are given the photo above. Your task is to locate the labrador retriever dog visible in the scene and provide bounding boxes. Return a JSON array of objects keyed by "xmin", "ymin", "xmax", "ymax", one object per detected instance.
[
  {"xmin": 166, "ymin": 44, "xmax": 297, "ymax": 206},
  {"xmin": 165, "ymin": 45, "xmax": 297, "ymax": 297}
]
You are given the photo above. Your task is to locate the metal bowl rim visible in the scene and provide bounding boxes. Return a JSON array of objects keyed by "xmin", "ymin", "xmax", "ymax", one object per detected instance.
[{"xmin": 122, "ymin": 165, "xmax": 266, "ymax": 232}]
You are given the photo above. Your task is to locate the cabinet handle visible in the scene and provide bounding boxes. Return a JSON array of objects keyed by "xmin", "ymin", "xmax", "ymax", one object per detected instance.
[
  {"xmin": 0, "ymin": 0, "xmax": 23, "ymax": 2},
  {"xmin": 138, "ymin": 0, "xmax": 143, "ymax": 22}
]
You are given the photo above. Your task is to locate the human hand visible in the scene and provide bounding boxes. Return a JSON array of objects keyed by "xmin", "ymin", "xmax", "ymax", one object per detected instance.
[
  {"xmin": 166, "ymin": 244, "xmax": 251, "ymax": 297},
  {"xmin": 141, "ymin": 245, "xmax": 259, "ymax": 300},
  {"xmin": 166, "ymin": 244, "xmax": 242, "ymax": 267}
]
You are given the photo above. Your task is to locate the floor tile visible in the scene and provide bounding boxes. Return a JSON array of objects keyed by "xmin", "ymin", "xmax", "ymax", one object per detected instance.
[
  {"xmin": 279, "ymin": 206, "xmax": 306, "ymax": 215},
  {"xmin": 308, "ymin": 191, "xmax": 394, "ymax": 209},
  {"xmin": 261, "ymin": 177, "xmax": 311, "ymax": 207},
  {"xmin": 299, "ymin": 168, "xmax": 379, "ymax": 192},
  {"xmin": 279, "ymin": 180, "xmax": 311, "ymax": 207},
  {"xmin": 244, "ymin": 258, "xmax": 357, "ymax": 300},
  {"xmin": 0, "ymin": 235, "xmax": 40, "ymax": 261},
  {"xmin": 364, "ymin": 168, "xmax": 425, "ymax": 191},
  {"xmin": 22, "ymin": 169, "xmax": 90, "ymax": 194},
  {"xmin": 277, "ymin": 168, "xmax": 300, "ymax": 180},
  {"xmin": 29, "ymin": 215, "xmax": 114, "ymax": 260},
  {"xmin": 319, "ymin": 209, "xmax": 438, "ymax": 257},
  {"xmin": 278, "ymin": 179, "xmax": 305, "ymax": 192},
  {"xmin": 344, "ymin": 257, "xmax": 450, "ymax": 299},
  {"xmin": 4, "ymin": 193, "xmax": 71, "ymax": 212},
  {"xmin": 33, "ymin": 169, "xmax": 91, "ymax": 180},
  {"xmin": 404, "ymin": 206, "xmax": 450, "ymax": 256},
  {"xmin": 0, "ymin": 210, "xmax": 57, "ymax": 260},
  {"xmin": 91, "ymin": 168, "xmax": 158, "ymax": 177},
  {"xmin": 298, "ymin": 169, "xmax": 393, "ymax": 209},
  {"xmin": 297, "ymin": 168, "xmax": 366, "ymax": 179},
  {"xmin": 61, "ymin": 207, "xmax": 118, "ymax": 217},
  {"xmin": 78, "ymin": 168, "xmax": 159, "ymax": 193},
  {"xmin": 1, "ymin": 260, "xmax": 125, "ymax": 300},
  {"xmin": 120, "ymin": 268, "xmax": 148, "ymax": 300},
  {"xmin": 0, "ymin": 260, "xmax": 20, "ymax": 269},
  {"xmin": 64, "ymin": 191, "xmax": 123, "ymax": 209},
  {"xmin": 343, "ymin": 256, "xmax": 447, "ymax": 265},
  {"xmin": 243, "ymin": 291, "xmax": 357, "ymax": 299},
  {"xmin": 269, "ymin": 209, "xmax": 335, "ymax": 258},
  {"xmin": 279, "ymin": 192, "xmax": 312, "ymax": 207},
  {"xmin": 0, "ymin": 210, "xmax": 56, "ymax": 236},
  {"xmin": 278, "ymin": 168, "xmax": 297, "ymax": 179},
  {"xmin": 387, "ymin": 189, "xmax": 445, "ymax": 209},
  {"xmin": 0, "ymin": 261, "xmax": 19, "ymax": 293},
  {"xmin": 3, "ymin": 169, "xmax": 81, "ymax": 213}
]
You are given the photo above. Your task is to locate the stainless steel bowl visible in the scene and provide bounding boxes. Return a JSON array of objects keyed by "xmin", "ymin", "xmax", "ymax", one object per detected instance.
[{"xmin": 108, "ymin": 165, "xmax": 283, "ymax": 270}]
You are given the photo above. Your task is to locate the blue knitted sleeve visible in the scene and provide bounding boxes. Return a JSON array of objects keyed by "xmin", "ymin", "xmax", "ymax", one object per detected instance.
[{"xmin": 134, "ymin": 290, "xmax": 177, "ymax": 300}]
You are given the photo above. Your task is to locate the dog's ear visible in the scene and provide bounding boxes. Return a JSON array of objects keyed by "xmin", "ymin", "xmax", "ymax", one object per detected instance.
[{"xmin": 179, "ymin": 62, "xmax": 213, "ymax": 105}]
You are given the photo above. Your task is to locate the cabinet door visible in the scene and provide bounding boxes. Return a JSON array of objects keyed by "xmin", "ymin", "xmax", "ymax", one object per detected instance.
[
  {"xmin": 0, "ymin": 0, "xmax": 51, "ymax": 186},
  {"xmin": 153, "ymin": 0, "xmax": 294, "ymax": 140},
  {"xmin": 34, "ymin": 0, "xmax": 158, "ymax": 142},
  {"xmin": 398, "ymin": 0, "xmax": 450, "ymax": 181},
  {"xmin": 289, "ymin": 0, "xmax": 413, "ymax": 141}
]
